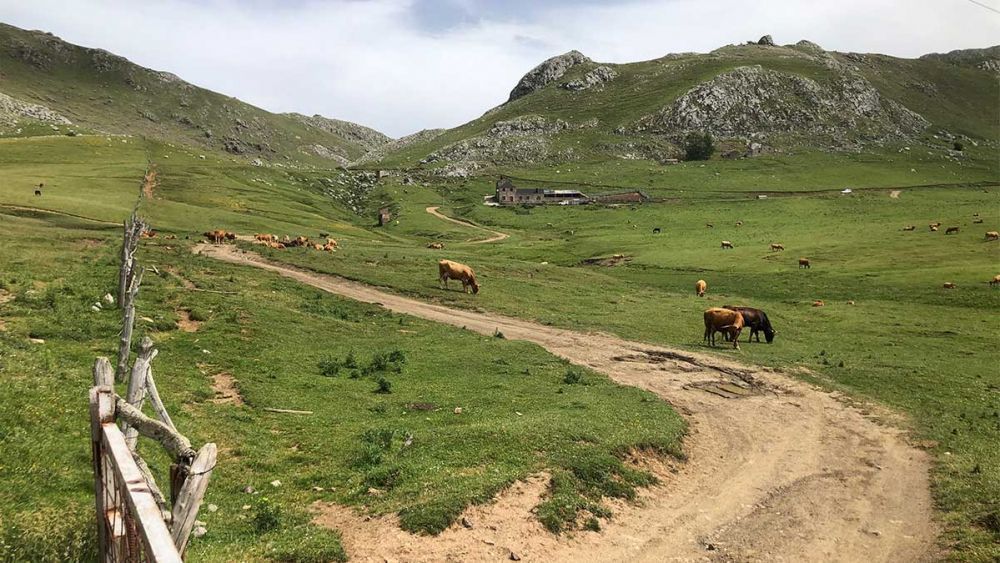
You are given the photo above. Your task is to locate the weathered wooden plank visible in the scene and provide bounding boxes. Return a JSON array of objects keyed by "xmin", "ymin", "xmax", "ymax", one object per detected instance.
[
  {"xmin": 170, "ymin": 442, "xmax": 217, "ymax": 553},
  {"xmin": 90, "ymin": 386, "xmax": 115, "ymax": 562},
  {"xmin": 103, "ymin": 424, "xmax": 182, "ymax": 563},
  {"xmin": 263, "ymin": 407, "xmax": 314, "ymax": 415},
  {"xmin": 144, "ymin": 368, "xmax": 176, "ymax": 431},
  {"xmin": 122, "ymin": 337, "xmax": 156, "ymax": 450},
  {"xmin": 116, "ymin": 398, "xmax": 196, "ymax": 461}
]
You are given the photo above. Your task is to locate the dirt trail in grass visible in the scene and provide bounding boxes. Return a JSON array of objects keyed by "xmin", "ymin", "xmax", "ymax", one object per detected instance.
[
  {"xmin": 197, "ymin": 242, "xmax": 938, "ymax": 563},
  {"xmin": 141, "ymin": 166, "xmax": 157, "ymax": 200},
  {"xmin": 425, "ymin": 206, "xmax": 509, "ymax": 244}
]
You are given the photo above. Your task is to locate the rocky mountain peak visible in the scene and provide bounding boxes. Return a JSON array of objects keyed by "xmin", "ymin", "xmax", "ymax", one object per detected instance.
[{"xmin": 508, "ymin": 50, "xmax": 591, "ymax": 102}]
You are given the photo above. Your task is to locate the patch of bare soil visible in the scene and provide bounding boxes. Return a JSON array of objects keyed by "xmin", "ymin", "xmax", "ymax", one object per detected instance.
[
  {"xmin": 175, "ymin": 309, "xmax": 201, "ymax": 332},
  {"xmin": 74, "ymin": 238, "xmax": 105, "ymax": 250},
  {"xmin": 210, "ymin": 371, "xmax": 243, "ymax": 405},
  {"xmin": 142, "ymin": 167, "xmax": 158, "ymax": 200},
  {"xmin": 165, "ymin": 267, "xmax": 197, "ymax": 289},
  {"xmin": 890, "ymin": 190, "xmax": 901, "ymax": 199},
  {"xmin": 0, "ymin": 289, "xmax": 13, "ymax": 305},
  {"xmin": 580, "ymin": 253, "xmax": 632, "ymax": 267},
  {"xmin": 198, "ymin": 243, "xmax": 939, "ymax": 562}
]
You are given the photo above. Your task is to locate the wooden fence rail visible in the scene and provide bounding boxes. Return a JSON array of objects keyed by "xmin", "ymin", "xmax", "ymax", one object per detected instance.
[{"xmin": 91, "ymin": 385, "xmax": 182, "ymax": 563}]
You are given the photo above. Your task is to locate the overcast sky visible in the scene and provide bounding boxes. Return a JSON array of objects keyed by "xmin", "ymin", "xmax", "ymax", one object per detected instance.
[{"xmin": 1, "ymin": 0, "xmax": 997, "ymax": 137}]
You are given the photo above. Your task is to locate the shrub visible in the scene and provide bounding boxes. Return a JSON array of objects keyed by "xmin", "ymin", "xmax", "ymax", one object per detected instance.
[
  {"xmin": 343, "ymin": 351, "xmax": 358, "ymax": 369},
  {"xmin": 953, "ymin": 141, "xmax": 964, "ymax": 151},
  {"xmin": 563, "ymin": 368, "xmax": 583, "ymax": 385},
  {"xmin": 317, "ymin": 358, "xmax": 340, "ymax": 377},
  {"xmin": 252, "ymin": 497, "xmax": 282, "ymax": 533},
  {"xmin": 683, "ymin": 132, "xmax": 715, "ymax": 161},
  {"xmin": 374, "ymin": 376, "xmax": 392, "ymax": 394}
]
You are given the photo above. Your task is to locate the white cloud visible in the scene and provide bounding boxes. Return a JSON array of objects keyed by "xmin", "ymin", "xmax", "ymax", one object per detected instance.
[{"xmin": 0, "ymin": 0, "xmax": 996, "ymax": 137}]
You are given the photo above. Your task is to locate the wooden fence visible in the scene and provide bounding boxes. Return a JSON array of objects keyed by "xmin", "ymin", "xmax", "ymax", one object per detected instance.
[{"xmin": 90, "ymin": 385, "xmax": 182, "ymax": 563}]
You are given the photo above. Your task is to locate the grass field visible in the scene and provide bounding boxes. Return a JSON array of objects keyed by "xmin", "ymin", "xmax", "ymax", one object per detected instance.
[{"xmin": 0, "ymin": 134, "xmax": 998, "ymax": 560}]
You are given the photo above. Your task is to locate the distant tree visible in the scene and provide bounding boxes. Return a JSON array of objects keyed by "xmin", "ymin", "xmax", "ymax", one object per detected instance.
[{"xmin": 684, "ymin": 132, "xmax": 715, "ymax": 161}]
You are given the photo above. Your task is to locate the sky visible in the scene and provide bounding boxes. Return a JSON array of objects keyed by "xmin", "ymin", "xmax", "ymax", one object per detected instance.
[{"xmin": 0, "ymin": 0, "xmax": 997, "ymax": 137}]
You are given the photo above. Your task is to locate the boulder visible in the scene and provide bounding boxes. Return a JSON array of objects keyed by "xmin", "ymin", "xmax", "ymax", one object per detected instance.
[
  {"xmin": 508, "ymin": 50, "xmax": 591, "ymax": 102},
  {"xmin": 758, "ymin": 35, "xmax": 775, "ymax": 46}
]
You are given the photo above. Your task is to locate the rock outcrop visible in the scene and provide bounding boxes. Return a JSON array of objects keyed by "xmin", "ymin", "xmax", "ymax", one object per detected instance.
[
  {"xmin": 758, "ymin": 35, "xmax": 775, "ymax": 46},
  {"xmin": 508, "ymin": 50, "xmax": 590, "ymax": 102},
  {"xmin": 422, "ymin": 116, "xmax": 577, "ymax": 173},
  {"xmin": 353, "ymin": 128, "xmax": 445, "ymax": 165},
  {"xmin": 0, "ymin": 91, "xmax": 72, "ymax": 126},
  {"xmin": 636, "ymin": 65, "xmax": 928, "ymax": 145},
  {"xmin": 560, "ymin": 65, "xmax": 618, "ymax": 91},
  {"xmin": 287, "ymin": 113, "xmax": 391, "ymax": 153}
]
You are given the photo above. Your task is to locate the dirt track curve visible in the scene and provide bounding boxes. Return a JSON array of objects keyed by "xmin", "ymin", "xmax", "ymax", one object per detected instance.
[
  {"xmin": 425, "ymin": 206, "xmax": 509, "ymax": 243},
  {"xmin": 197, "ymin": 243, "xmax": 938, "ymax": 563}
]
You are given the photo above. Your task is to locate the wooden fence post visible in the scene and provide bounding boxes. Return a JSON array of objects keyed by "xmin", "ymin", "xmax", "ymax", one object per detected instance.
[
  {"xmin": 122, "ymin": 337, "xmax": 156, "ymax": 450},
  {"xmin": 170, "ymin": 443, "xmax": 217, "ymax": 553}
]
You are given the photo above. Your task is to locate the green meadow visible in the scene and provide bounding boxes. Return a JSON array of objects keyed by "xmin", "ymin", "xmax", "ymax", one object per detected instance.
[{"xmin": 0, "ymin": 134, "xmax": 997, "ymax": 560}]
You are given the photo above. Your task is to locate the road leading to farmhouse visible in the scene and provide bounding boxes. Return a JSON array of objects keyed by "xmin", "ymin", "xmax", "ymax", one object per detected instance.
[
  {"xmin": 197, "ymin": 242, "xmax": 939, "ymax": 563},
  {"xmin": 425, "ymin": 206, "xmax": 510, "ymax": 243}
]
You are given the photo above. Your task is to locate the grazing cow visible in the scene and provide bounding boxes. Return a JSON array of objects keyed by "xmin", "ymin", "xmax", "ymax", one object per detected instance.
[
  {"xmin": 34, "ymin": 189, "xmax": 41, "ymax": 196},
  {"xmin": 695, "ymin": 279, "xmax": 707, "ymax": 297},
  {"xmin": 812, "ymin": 300, "xmax": 825, "ymax": 307},
  {"xmin": 799, "ymin": 257, "xmax": 810, "ymax": 269},
  {"xmin": 255, "ymin": 233, "xmax": 275, "ymax": 243},
  {"xmin": 322, "ymin": 242, "xmax": 336, "ymax": 252},
  {"xmin": 930, "ymin": 222, "xmax": 942, "ymax": 228},
  {"xmin": 703, "ymin": 307, "xmax": 744, "ymax": 349},
  {"xmin": 319, "ymin": 232, "xmax": 330, "ymax": 238},
  {"xmin": 930, "ymin": 225, "xmax": 939, "ymax": 232},
  {"xmin": 438, "ymin": 260, "xmax": 479, "ymax": 294},
  {"xmin": 427, "ymin": 242, "xmax": 444, "ymax": 249},
  {"xmin": 846, "ymin": 300, "xmax": 855, "ymax": 305},
  {"xmin": 735, "ymin": 221, "xmax": 743, "ymax": 227},
  {"xmin": 140, "ymin": 230, "xmax": 157, "ymax": 239},
  {"xmin": 203, "ymin": 230, "xmax": 227, "ymax": 244},
  {"xmin": 902, "ymin": 225, "xmax": 916, "ymax": 231},
  {"xmin": 973, "ymin": 219, "xmax": 984, "ymax": 224},
  {"xmin": 990, "ymin": 275, "xmax": 1000, "ymax": 287},
  {"xmin": 652, "ymin": 227, "xmax": 661, "ymax": 234},
  {"xmin": 721, "ymin": 240, "xmax": 734, "ymax": 249},
  {"xmin": 312, "ymin": 243, "xmax": 324, "ymax": 250},
  {"xmin": 985, "ymin": 231, "xmax": 999, "ymax": 241},
  {"xmin": 706, "ymin": 223, "xmax": 714, "ymax": 229},
  {"xmin": 945, "ymin": 226, "xmax": 959, "ymax": 235},
  {"xmin": 722, "ymin": 305, "xmax": 776, "ymax": 343},
  {"xmin": 770, "ymin": 243, "xmax": 785, "ymax": 251},
  {"xmin": 942, "ymin": 282, "xmax": 956, "ymax": 289},
  {"xmin": 325, "ymin": 238, "xmax": 339, "ymax": 248}
]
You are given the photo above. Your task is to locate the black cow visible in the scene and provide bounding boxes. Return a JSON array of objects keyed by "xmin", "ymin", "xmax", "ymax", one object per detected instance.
[
  {"xmin": 652, "ymin": 227, "xmax": 661, "ymax": 234},
  {"xmin": 722, "ymin": 305, "xmax": 776, "ymax": 343},
  {"xmin": 34, "ymin": 189, "xmax": 41, "ymax": 196}
]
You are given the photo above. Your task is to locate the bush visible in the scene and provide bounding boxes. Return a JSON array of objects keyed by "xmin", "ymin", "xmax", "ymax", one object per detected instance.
[
  {"xmin": 317, "ymin": 358, "xmax": 340, "ymax": 377},
  {"xmin": 563, "ymin": 368, "xmax": 583, "ymax": 385},
  {"xmin": 683, "ymin": 132, "xmax": 715, "ymax": 161},
  {"xmin": 374, "ymin": 376, "xmax": 392, "ymax": 394},
  {"xmin": 343, "ymin": 351, "xmax": 358, "ymax": 369},
  {"xmin": 953, "ymin": 141, "xmax": 964, "ymax": 151},
  {"xmin": 252, "ymin": 497, "xmax": 282, "ymax": 533}
]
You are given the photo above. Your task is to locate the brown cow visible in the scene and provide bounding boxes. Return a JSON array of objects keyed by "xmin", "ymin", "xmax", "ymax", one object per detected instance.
[
  {"xmin": 203, "ymin": 230, "xmax": 227, "ymax": 244},
  {"xmin": 438, "ymin": 260, "xmax": 479, "ymax": 294},
  {"xmin": 312, "ymin": 243, "xmax": 324, "ymax": 250},
  {"xmin": 990, "ymin": 275, "xmax": 1000, "ymax": 287},
  {"xmin": 942, "ymin": 282, "xmax": 956, "ymax": 289},
  {"xmin": 695, "ymin": 279, "xmax": 707, "ymax": 297},
  {"xmin": 770, "ymin": 243, "xmax": 785, "ymax": 251},
  {"xmin": 427, "ymin": 242, "xmax": 444, "ymax": 249},
  {"xmin": 721, "ymin": 240, "xmax": 733, "ymax": 249},
  {"xmin": 325, "ymin": 238, "xmax": 339, "ymax": 248},
  {"xmin": 255, "ymin": 233, "xmax": 275, "ymax": 243},
  {"xmin": 945, "ymin": 226, "xmax": 959, "ymax": 235},
  {"xmin": 799, "ymin": 257, "xmax": 810, "ymax": 269},
  {"xmin": 703, "ymin": 308, "xmax": 743, "ymax": 349},
  {"xmin": 985, "ymin": 231, "xmax": 999, "ymax": 241},
  {"xmin": 322, "ymin": 242, "xmax": 336, "ymax": 252},
  {"xmin": 140, "ymin": 230, "xmax": 157, "ymax": 238},
  {"xmin": 224, "ymin": 232, "xmax": 237, "ymax": 241},
  {"xmin": 902, "ymin": 225, "xmax": 916, "ymax": 231},
  {"xmin": 812, "ymin": 300, "xmax": 825, "ymax": 307}
]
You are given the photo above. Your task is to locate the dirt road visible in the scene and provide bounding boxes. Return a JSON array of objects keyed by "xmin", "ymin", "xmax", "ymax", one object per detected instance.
[
  {"xmin": 425, "ymin": 206, "xmax": 509, "ymax": 243},
  {"xmin": 197, "ymin": 243, "xmax": 938, "ymax": 562}
]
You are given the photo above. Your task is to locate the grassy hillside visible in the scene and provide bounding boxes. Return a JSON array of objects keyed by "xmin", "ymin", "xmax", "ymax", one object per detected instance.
[
  {"xmin": 0, "ymin": 23, "xmax": 389, "ymax": 165},
  {"xmin": 371, "ymin": 42, "xmax": 998, "ymax": 171}
]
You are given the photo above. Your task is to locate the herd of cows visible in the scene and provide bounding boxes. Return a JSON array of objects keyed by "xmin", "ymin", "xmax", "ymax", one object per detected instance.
[{"xmin": 196, "ymin": 211, "xmax": 998, "ymax": 353}]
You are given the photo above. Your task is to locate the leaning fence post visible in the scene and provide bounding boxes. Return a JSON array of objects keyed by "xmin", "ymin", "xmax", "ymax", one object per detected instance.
[
  {"xmin": 122, "ymin": 337, "xmax": 156, "ymax": 450},
  {"xmin": 170, "ymin": 443, "xmax": 217, "ymax": 553}
]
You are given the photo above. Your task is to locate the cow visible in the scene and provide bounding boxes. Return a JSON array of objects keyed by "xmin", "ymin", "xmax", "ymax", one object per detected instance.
[
  {"xmin": 973, "ymin": 219, "xmax": 984, "ymax": 224},
  {"xmin": 34, "ymin": 189, "xmax": 41, "ymax": 196},
  {"xmin": 312, "ymin": 243, "xmax": 324, "ymax": 251},
  {"xmin": 985, "ymin": 231, "xmax": 999, "ymax": 241},
  {"xmin": 695, "ymin": 279, "xmax": 707, "ymax": 297},
  {"xmin": 770, "ymin": 243, "xmax": 785, "ymax": 251},
  {"xmin": 322, "ymin": 242, "xmax": 336, "ymax": 252},
  {"xmin": 140, "ymin": 230, "xmax": 157, "ymax": 239},
  {"xmin": 799, "ymin": 257, "xmax": 810, "ymax": 269},
  {"xmin": 427, "ymin": 242, "xmax": 444, "ymax": 249},
  {"xmin": 721, "ymin": 240, "xmax": 734, "ymax": 249},
  {"xmin": 438, "ymin": 259, "xmax": 479, "ymax": 294},
  {"xmin": 255, "ymin": 233, "xmax": 275, "ymax": 243},
  {"xmin": 319, "ymin": 232, "xmax": 330, "ymax": 238},
  {"xmin": 706, "ymin": 223, "xmax": 714, "ymax": 229},
  {"xmin": 930, "ymin": 225, "xmax": 939, "ymax": 232},
  {"xmin": 723, "ymin": 305, "xmax": 776, "ymax": 343},
  {"xmin": 942, "ymin": 282, "xmax": 956, "ymax": 289},
  {"xmin": 735, "ymin": 221, "xmax": 743, "ymax": 227},
  {"xmin": 990, "ymin": 275, "xmax": 1000, "ymax": 287},
  {"xmin": 703, "ymin": 307, "xmax": 744, "ymax": 349},
  {"xmin": 203, "ymin": 230, "xmax": 227, "ymax": 244},
  {"xmin": 224, "ymin": 232, "xmax": 237, "ymax": 241},
  {"xmin": 652, "ymin": 227, "xmax": 661, "ymax": 234},
  {"xmin": 930, "ymin": 222, "xmax": 942, "ymax": 228},
  {"xmin": 812, "ymin": 300, "xmax": 825, "ymax": 307},
  {"xmin": 325, "ymin": 238, "xmax": 339, "ymax": 248},
  {"xmin": 902, "ymin": 225, "xmax": 916, "ymax": 231},
  {"xmin": 945, "ymin": 226, "xmax": 959, "ymax": 235}
]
